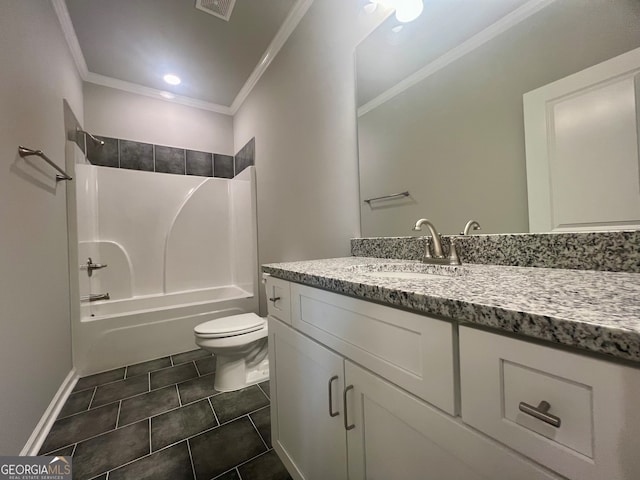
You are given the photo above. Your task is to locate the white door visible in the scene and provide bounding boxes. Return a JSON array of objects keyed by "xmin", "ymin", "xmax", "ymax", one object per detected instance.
[
  {"xmin": 524, "ymin": 47, "xmax": 640, "ymax": 232},
  {"xmin": 344, "ymin": 361, "xmax": 558, "ymax": 480},
  {"xmin": 268, "ymin": 318, "xmax": 347, "ymax": 480}
]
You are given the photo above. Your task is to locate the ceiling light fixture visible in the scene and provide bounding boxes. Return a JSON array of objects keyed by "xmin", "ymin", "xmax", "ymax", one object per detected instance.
[
  {"xmin": 363, "ymin": 2, "xmax": 377, "ymax": 14},
  {"xmin": 163, "ymin": 73, "xmax": 181, "ymax": 86},
  {"xmin": 371, "ymin": 0, "xmax": 424, "ymax": 23},
  {"xmin": 160, "ymin": 91, "xmax": 175, "ymax": 99},
  {"xmin": 394, "ymin": 0, "xmax": 423, "ymax": 23}
]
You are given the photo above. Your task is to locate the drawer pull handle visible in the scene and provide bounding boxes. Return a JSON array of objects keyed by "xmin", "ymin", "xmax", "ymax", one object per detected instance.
[
  {"xmin": 268, "ymin": 296, "xmax": 281, "ymax": 303},
  {"xmin": 328, "ymin": 375, "xmax": 339, "ymax": 417},
  {"xmin": 519, "ymin": 401, "xmax": 561, "ymax": 428},
  {"xmin": 343, "ymin": 385, "xmax": 355, "ymax": 431}
]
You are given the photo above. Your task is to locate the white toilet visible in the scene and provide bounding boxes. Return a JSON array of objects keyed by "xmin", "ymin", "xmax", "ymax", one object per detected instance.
[{"xmin": 194, "ymin": 313, "xmax": 269, "ymax": 392}]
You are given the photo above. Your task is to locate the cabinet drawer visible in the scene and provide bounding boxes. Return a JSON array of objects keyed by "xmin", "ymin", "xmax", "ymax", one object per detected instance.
[
  {"xmin": 460, "ymin": 326, "xmax": 640, "ymax": 480},
  {"xmin": 263, "ymin": 275, "xmax": 291, "ymax": 324},
  {"xmin": 290, "ymin": 283, "xmax": 457, "ymax": 415}
]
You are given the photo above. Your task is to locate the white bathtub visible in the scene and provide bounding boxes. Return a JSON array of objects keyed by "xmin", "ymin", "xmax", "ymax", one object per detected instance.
[{"xmin": 76, "ymin": 285, "xmax": 257, "ymax": 375}]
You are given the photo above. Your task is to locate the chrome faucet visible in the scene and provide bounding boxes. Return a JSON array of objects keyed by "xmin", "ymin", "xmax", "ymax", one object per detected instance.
[
  {"xmin": 81, "ymin": 257, "xmax": 108, "ymax": 277},
  {"xmin": 412, "ymin": 219, "xmax": 461, "ymax": 265},
  {"xmin": 461, "ymin": 220, "xmax": 481, "ymax": 236}
]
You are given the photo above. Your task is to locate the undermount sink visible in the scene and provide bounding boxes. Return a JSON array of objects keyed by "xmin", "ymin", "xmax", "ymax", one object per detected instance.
[{"xmin": 348, "ymin": 263, "xmax": 468, "ymax": 280}]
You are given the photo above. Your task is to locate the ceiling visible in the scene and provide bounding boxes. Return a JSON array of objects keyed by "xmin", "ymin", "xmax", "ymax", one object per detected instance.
[{"xmin": 64, "ymin": 0, "xmax": 299, "ymax": 109}]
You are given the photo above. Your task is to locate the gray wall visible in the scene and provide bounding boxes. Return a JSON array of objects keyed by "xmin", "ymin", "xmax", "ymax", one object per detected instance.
[
  {"xmin": 359, "ymin": 0, "xmax": 640, "ymax": 236},
  {"xmin": 233, "ymin": 0, "xmax": 384, "ymax": 314},
  {"xmin": 0, "ymin": 1, "xmax": 83, "ymax": 454},
  {"xmin": 84, "ymin": 83, "xmax": 234, "ymax": 155}
]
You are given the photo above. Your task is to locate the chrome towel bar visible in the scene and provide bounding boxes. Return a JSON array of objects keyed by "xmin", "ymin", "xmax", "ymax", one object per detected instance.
[
  {"xmin": 363, "ymin": 191, "xmax": 410, "ymax": 204},
  {"xmin": 18, "ymin": 146, "xmax": 72, "ymax": 181}
]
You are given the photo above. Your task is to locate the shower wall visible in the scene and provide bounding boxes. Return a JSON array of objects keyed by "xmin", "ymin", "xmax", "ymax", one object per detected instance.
[{"xmin": 76, "ymin": 162, "xmax": 256, "ymax": 303}]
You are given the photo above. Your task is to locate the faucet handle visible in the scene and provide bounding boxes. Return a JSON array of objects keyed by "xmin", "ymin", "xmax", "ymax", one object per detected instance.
[{"xmin": 448, "ymin": 239, "xmax": 461, "ymax": 265}]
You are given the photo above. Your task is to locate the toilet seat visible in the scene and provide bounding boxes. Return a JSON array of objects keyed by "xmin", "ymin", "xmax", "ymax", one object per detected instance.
[{"xmin": 194, "ymin": 313, "xmax": 265, "ymax": 339}]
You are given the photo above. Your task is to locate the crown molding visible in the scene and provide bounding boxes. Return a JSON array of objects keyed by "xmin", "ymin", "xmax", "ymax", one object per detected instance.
[
  {"xmin": 85, "ymin": 72, "xmax": 233, "ymax": 114},
  {"xmin": 51, "ymin": 0, "xmax": 312, "ymax": 116},
  {"xmin": 357, "ymin": 0, "xmax": 558, "ymax": 117},
  {"xmin": 229, "ymin": 0, "xmax": 314, "ymax": 114},
  {"xmin": 51, "ymin": 0, "xmax": 88, "ymax": 78}
]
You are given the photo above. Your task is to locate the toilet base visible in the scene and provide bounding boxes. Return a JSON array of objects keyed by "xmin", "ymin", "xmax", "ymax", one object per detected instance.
[{"xmin": 214, "ymin": 354, "xmax": 269, "ymax": 392}]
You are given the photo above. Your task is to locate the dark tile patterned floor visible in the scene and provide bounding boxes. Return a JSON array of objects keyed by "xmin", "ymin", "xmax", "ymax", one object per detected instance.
[{"xmin": 40, "ymin": 349, "xmax": 288, "ymax": 480}]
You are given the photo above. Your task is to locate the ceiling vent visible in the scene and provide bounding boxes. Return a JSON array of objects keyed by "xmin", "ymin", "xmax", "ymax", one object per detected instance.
[{"xmin": 195, "ymin": 0, "xmax": 237, "ymax": 21}]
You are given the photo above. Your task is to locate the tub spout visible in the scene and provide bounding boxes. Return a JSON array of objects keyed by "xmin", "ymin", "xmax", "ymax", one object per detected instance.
[{"xmin": 82, "ymin": 293, "xmax": 110, "ymax": 302}]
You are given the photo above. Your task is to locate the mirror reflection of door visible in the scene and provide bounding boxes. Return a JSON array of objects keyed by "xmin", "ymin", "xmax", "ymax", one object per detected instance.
[{"xmin": 524, "ymin": 47, "xmax": 640, "ymax": 232}]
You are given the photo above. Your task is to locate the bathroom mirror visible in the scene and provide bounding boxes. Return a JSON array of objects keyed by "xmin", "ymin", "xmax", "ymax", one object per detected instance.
[{"xmin": 356, "ymin": 0, "xmax": 640, "ymax": 236}]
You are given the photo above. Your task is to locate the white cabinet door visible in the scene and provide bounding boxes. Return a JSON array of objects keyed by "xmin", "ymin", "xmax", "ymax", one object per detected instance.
[
  {"xmin": 524, "ymin": 46, "xmax": 640, "ymax": 232},
  {"xmin": 345, "ymin": 361, "xmax": 559, "ymax": 480},
  {"xmin": 268, "ymin": 317, "xmax": 347, "ymax": 480}
]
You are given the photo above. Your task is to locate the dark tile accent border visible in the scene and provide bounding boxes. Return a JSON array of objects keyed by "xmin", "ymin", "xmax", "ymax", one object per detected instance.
[
  {"xmin": 186, "ymin": 150, "xmax": 213, "ymax": 177},
  {"xmin": 234, "ymin": 137, "xmax": 255, "ymax": 175},
  {"xmin": 350, "ymin": 230, "xmax": 640, "ymax": 273},
  {"xmin": 120, "ymin": 140, "xmax": 153, "ymax": 171},
  {"xmin": 214, "ymin": 154, "xmax": 234, "ymax": 179},
  {"xmin": 84, "ymin": 135, "xmax": 254, "ymax": 179},
  {"xmin": 155, "ymin": 146, "xmax": 186, "ymax": 175}
]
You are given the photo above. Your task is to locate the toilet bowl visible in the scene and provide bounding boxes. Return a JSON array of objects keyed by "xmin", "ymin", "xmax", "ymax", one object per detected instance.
[{"xmin": 194, "ymin": 312, "xmax": 269, "ymax": 392}]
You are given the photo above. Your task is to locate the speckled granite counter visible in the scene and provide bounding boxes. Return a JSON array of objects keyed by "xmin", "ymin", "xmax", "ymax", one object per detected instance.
[{"xmin": 263, "ymin": 257, "xmax": 640, "ymax": 364}]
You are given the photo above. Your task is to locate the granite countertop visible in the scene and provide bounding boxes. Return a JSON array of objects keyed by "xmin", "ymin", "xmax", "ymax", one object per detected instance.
[{"xmin": 262, "ymin": 257, "xmax": 640, "ymax": 363}]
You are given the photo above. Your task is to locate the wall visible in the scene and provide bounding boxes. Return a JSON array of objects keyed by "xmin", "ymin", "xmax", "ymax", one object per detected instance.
[
  {"xmin": 0, "ymin": 1, "xmax": 83, "ymax": 454},
  {"xmin": 358, "ymin": 0, "xmax": 640, "ymax": 236},
  {"xmin": 233, "ymin": 0, "xmax": 385, "ymax": 314},
  {"xmin": 84, "ymin": 83, "xmax": 234, "ymax": 155}
]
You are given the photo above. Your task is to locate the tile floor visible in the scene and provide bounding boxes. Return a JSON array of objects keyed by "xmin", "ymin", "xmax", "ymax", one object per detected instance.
[{"xmin": 39, "ymin": 349, "xmax": 291, "ymax": 480}]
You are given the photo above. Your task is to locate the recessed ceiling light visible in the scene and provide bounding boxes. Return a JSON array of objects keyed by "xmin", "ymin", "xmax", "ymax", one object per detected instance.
[
  {"xmin": 163, "ymin": 74, "xmax": 181, "ymax": 86},
  {"xmin": 160, "ymin": 91, "xmax": 175, "ymax": 99}
]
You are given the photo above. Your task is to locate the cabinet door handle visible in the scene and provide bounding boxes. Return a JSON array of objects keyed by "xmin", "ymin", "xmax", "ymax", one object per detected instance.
[
  {"xmin": 343, "ymin": 385, "xmax": 355, "ymax": 430},
  {"xmin": 518, "ymin": 401, "xmax": 561, "ymax": 428},
  {"xmin": 328, "ymin": 375, "xmax": 339, "ymax": 417},
  {"xmin": 268, "ymin": 296, "xmax": 281, "ymax": 303}
]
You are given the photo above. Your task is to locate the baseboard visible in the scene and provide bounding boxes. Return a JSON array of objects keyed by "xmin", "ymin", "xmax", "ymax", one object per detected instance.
[{"xmin": 20, "ymin": 369, "xmax": 79, "ymax": 456}]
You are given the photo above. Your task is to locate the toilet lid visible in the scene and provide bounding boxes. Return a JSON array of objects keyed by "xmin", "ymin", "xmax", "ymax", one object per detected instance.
[{"xmin": 194, "ymin": 313, "xmax": 265, "ymax": 338}]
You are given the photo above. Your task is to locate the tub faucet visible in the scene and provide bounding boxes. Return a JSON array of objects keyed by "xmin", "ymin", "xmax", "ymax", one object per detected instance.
[
  {"xmin": 461, "ymin": 220, "xmax": 481, "ymax": 236},
  {"xmin": 412, "ymin": 218, "xmax": 461, "ymax": 266},
  {"xmin": 81, "ymin": 293, "xmax": 110, "ymax": 302}
]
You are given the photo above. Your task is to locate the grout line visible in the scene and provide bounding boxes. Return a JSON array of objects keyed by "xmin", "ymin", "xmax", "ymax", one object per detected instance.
[
  {"xmin": 170, "ymin": 355, "xmax": 175, "ymax": 367},
  {"xmin": 148, "ymin": 372, "xmax": 151, "ymax": 393},
  {"xmin": 257, "ymin": 382, "xmax": 269, "ymax": 400},
  {"xmin": 176, "ymin": 384, "xmax": 182, "ymax": 407},
  {"xmin": 115, "ymin": 400, "xmax": 122, "ymax": 429},
  {"xmin": 247, "ymin": 413, "xmax": 268, "ymax": 450},
  {"xmin": 105, "ymin": 472, "xmax": 109, "ymax": 480},
  {"xmin": 87, "ymin": 387, "xmax": 97, "ymax": 410},
  {"xmin": 227, "ymin": 449, "xmax": 271, "ymax": 475},
  {"xmin": 123, "ymin": 365, "xmax": 128, "ymax": 379},
  {"xmin": 217, "ymin": 405, "xmax": 270, "ymax": 429},
  {"xmin": 71, "ymin": 444, "xmax": 77, "ymax": 456},
  {"xmin": 149, "ymin": 417, "xmax": 152, "ymax": 454},
  {"xmin": 193, "ymin": 360, "xmax": 201, "ymax": 377},
  {"xmin": 186, "ymin": 438, "xmax": 198, "ymax": 480},
  {"xmin": 236, "ymin": 467, "xmax": 243, "ymax": 480},
  {"xmin": 207, "ymin": 397, "xmax": 220, "ymax": 427}
]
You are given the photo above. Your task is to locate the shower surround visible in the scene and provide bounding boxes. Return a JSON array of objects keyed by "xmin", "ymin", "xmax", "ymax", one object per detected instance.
[{"xmin": 74, "ymin": 158, "xmax": 258, "ymax": 375}]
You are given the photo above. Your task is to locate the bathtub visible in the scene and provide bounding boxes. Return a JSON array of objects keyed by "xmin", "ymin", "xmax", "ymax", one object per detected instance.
[{"xmin": 75, "ymin": 285, "xmax": 258, "ymax": 375}]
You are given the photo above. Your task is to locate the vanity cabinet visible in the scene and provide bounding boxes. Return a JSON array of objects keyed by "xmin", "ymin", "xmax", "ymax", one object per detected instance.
[
  {"xmin": 460, "ymin": 326, "xmax": 640, "ymax": 480},
  {"xmin": 267, "ymin": 278, "xmax": 561, "ymax": 480}
]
